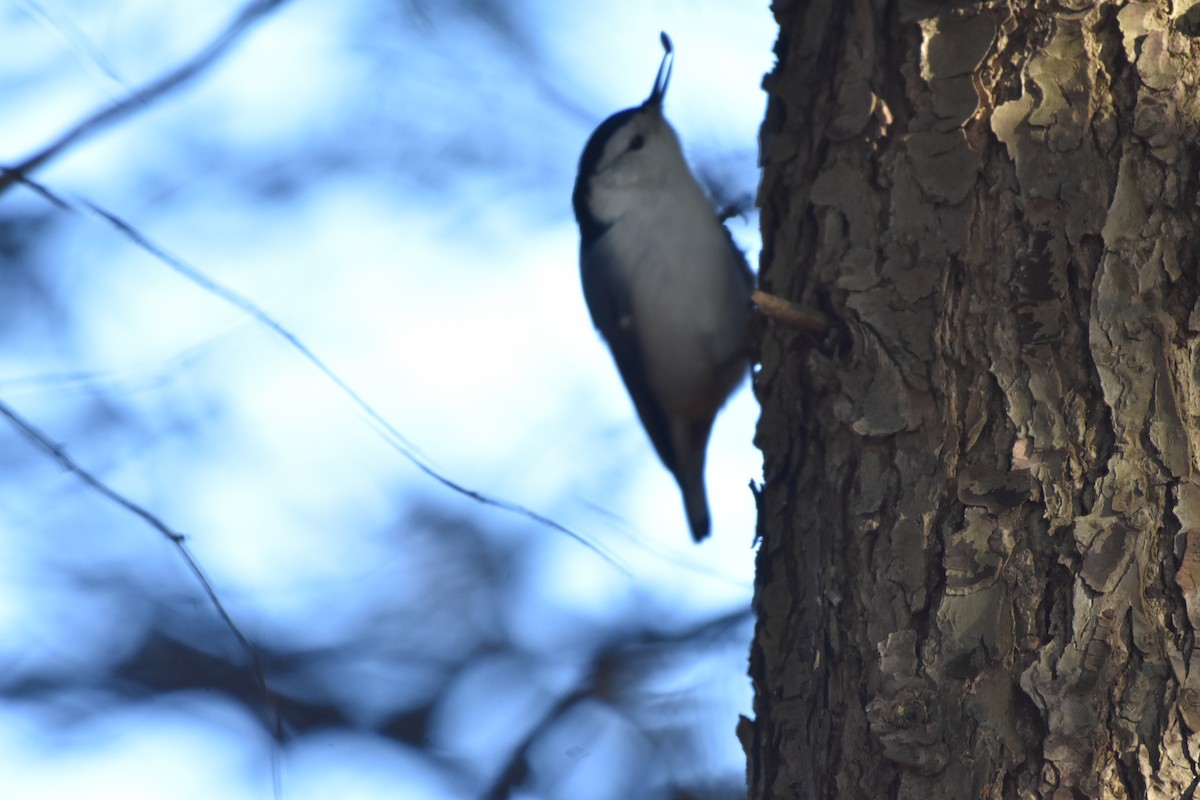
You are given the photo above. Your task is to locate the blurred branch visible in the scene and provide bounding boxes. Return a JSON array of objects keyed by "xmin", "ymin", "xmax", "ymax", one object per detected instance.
[
  {"xmin": 0, "ymin": 396, "xmax": 276, "ymax": 727},
  {"xmin": 7, "ymin": 173, "xmax": 630, "ymax": 576},
  {"xmin": 19, "ymin": 0, "xmax": 129, "ymax": 90},
  {"xmin": 484, "ymin": 687, "xmax": 589, "ymax": 800},
  {"xmin": 484, "ymin": 608, "xmax": 753, "ymax": 799},
  {"xmin": 0, "ymin": 326, "xmax": 247, "ymax": 397},
  {"xmin": 0, "ymin": 0, "xmax": 293, "ymax": 195}
]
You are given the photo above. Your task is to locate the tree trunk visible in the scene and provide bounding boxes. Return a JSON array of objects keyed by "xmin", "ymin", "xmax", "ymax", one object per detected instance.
[{"xmin": 749, "ymin": 1, "xmax": 1200, "ymax": 798}]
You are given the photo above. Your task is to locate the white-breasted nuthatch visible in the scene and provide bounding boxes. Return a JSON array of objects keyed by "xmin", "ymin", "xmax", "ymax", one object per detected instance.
[{"xmin": 572, "ymin": 33, "xmax": 752, "ymax": 542}]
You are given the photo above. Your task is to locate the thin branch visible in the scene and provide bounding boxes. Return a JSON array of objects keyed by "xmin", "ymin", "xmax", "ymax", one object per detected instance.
[
  {"xmin": 0, "ymin": 0, "xmax": 292, "ymax": 195},
  {"xmin": 20, "ymin": 0, "xmax": 130, "ymax": 90},
  {"xmin": 0, "ymin": 396, "xmax": 282, "ymax": 748},
  {"xmin": 0, "ymin": 0, "xmax": 628, "ymax": 571},
  {"xmin": 8, "ymin": 173, "xmax": 630, "ymax": 576},
  {"xmin": 0, "ymin": 326, "xmax": 247, "ymax": 396}
]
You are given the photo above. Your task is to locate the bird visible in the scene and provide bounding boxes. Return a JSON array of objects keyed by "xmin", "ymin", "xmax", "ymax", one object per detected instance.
[{"xmin": 571, "ymin": 33, "xmax": 752, "ymax": 542}]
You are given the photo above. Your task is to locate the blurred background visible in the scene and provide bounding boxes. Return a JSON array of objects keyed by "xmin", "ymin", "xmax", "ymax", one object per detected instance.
[{"xmin": 0, "ymin": 1, "xmax": 775, "ymax": 797}]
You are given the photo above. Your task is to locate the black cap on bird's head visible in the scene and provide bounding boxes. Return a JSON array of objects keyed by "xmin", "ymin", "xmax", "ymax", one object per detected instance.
[{"xmin": 572, "ymin": 32, "xmax": 680, "ymax": 242}]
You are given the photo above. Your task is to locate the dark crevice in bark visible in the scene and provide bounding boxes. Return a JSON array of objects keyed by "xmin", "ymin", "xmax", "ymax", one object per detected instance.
[{"xmin": 877, "ymin": 0, "xmax": 906, "ymax": 141}]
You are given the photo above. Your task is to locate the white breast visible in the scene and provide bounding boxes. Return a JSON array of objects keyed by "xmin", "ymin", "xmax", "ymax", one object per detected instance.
[{"xmin": 606, "ymin": 182, "xmax": 749, "ymax": 414}]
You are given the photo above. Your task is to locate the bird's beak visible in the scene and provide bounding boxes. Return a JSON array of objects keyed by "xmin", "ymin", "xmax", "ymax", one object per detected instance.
[{"xmin": 646, "ymin": 32, "xmax": 674, "ymax": 109}]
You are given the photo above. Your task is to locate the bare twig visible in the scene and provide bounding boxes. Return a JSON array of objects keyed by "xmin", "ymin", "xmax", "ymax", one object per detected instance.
[
  {"xmin": 8, "ymin": 172, "xmax": 630, "ymax": 576},
  {"xmin": 0, "ymin": 397, "xmax": 281, "ymax": 757},
  {"xmin": 0, "ymin": 0, "xmax": 292, "ymax": 195},
  {"xmin": 1, "ymin": 0, "xmax": 627, "ymax": 572},
  {"xmin": 751, "ymin": 289, "xmax": 831, "ymax": 333},
  {"xmin": 19, "ymin": 0, "xmax": 130, "ymax": 90}
]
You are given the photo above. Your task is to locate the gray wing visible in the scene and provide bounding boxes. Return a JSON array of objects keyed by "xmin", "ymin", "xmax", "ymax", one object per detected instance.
[{"xmin": 580, "ymin": 248, "xmax": 678, "ymax": 475}]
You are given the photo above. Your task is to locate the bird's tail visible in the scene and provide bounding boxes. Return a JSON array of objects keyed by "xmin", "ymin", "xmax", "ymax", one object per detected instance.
[{"xmin": 669, "ymin": 416, "xmax": 715, "ymax": 542}]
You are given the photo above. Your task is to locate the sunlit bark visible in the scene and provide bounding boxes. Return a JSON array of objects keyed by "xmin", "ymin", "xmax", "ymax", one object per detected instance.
[{"xmin": 750, "ymin": 2, "xmax": 1200, "ymax": 797}]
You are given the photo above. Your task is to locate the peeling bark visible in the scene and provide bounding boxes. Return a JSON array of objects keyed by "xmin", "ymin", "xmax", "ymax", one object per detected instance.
[{"xmin": 750, "ymin": 1, "xmax": 1200, "ymax": 798}]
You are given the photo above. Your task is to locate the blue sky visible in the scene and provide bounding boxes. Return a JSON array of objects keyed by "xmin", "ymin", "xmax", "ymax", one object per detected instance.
[{"xmin": 0, "ymin": 1, "xmax": 776, "ymax": 797}]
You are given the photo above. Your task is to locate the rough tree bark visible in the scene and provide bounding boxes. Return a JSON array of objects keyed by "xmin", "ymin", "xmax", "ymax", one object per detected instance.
[{"xmin": 749, "ymin": 1, "xmax": 1200, "ymax": 798}]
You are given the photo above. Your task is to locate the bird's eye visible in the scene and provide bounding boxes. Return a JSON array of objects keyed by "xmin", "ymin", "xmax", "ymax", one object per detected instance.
[{"xmin": 629, "ymin": 134, "xmax": 645, "ymax": 151}]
